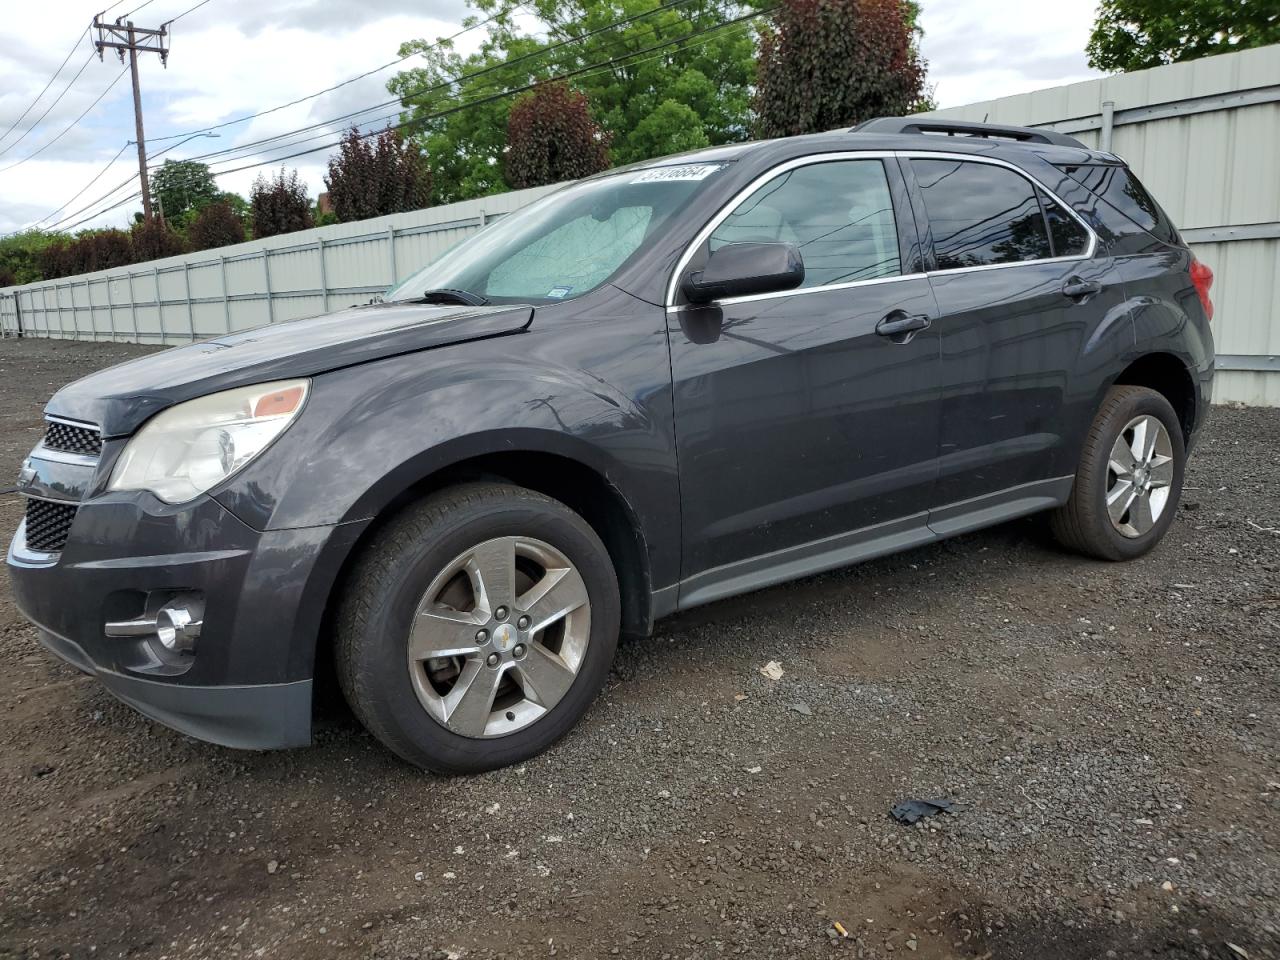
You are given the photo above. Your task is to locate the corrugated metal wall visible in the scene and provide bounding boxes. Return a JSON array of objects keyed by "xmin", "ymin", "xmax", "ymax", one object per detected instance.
[
  {"xmin": 0, "ymin": 184, "xmax": 558, "ymax": 343},
  {"xmin": 918, "ymin": 44, "xmax": 1280, "ymax": 406},
  {"xmin": 2, "ymin": 44, "xmax": 1277, "ymax": 403}
]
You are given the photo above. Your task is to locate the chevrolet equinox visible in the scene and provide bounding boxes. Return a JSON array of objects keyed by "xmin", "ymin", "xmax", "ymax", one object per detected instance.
[{"xmin": 7, "ymin": 118, "xmax": 1215, "ymax": 772}]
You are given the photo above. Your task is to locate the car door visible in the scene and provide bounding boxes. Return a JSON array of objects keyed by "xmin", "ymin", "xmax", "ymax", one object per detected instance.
[
  {"xmin": 667, "ymin": 154, "xmax": 943, "ymax": 606},
  {"xmin": 902, "ymin": 155, "xmax": 1130, "ymax": 528}
]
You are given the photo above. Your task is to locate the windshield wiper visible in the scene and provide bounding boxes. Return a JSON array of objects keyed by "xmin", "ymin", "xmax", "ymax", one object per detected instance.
[{"xmin": 409, "ymin": 288, "xmax": 490, "ymax": 307}]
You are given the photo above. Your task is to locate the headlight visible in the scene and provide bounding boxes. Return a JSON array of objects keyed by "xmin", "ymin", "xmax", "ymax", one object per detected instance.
[{"xmin": 108, "ymin": 379, "xmax": 309, "ymax": 504}]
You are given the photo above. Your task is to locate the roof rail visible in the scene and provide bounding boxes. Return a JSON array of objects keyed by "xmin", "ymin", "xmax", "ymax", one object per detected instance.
[{"xmin": 852, "ymin": 116, "xmax": 1086, "ymax": 150}]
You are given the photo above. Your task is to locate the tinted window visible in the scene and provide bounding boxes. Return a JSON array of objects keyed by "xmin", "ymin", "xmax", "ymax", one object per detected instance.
[
  {"xmin": 710, "ymin": 160, "xmax": 901, "ymax": 287},
  {"xmin": 1057, "ymin": 163, "xmax": 1178, "ymax": 245},
  {"xmin": 912, "ymin": 159, "xmax": 1051, "ymax": 268},
  {"xmin": 1039, "ymin": 190, "xmax": 1090, "ymax": 257}
]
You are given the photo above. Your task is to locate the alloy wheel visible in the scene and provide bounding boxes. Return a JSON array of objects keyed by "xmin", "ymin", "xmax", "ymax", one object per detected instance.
[
  {"xmin": 406, "ymin": 536, "xmax": 591, "ymax": 738},
  {"xmin": 1105, "ymin": 414, "xmax": 1175, "ymax": 538}
]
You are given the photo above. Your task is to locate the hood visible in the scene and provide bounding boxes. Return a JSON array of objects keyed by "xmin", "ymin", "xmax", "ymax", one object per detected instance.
[{"xmin": 47, "ymin": 301, "xmax": 534, "ymax": 437}]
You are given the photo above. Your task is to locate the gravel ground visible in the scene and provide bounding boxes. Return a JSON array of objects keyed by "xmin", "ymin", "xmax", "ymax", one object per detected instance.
[{"xmin": 0, "ymin": 337, "xmax": 1277, "ymax": 960}]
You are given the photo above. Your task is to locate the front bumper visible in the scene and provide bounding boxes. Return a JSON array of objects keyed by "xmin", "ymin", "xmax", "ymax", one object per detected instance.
[
  {"xmin": 7, "ymin": 492, "xmax": 363, "ymax": 750},
  {"xmin": 36, "ymin": 626, "xmax": 312, "ymax": 749}
]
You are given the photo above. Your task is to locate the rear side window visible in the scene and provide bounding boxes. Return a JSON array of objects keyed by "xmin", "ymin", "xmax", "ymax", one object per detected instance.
[
  {"xmin": 710, "ymin": 159, "xmax": 901, "ymax": 287},
  {"xmin": 1040, "ymin": 191, "xmax": 1090, "ymax": 257},
  {"xmin": 912, "ymin": 159, "xmax": 1052, "ymax": 268},
  {"xmin": 1057, "ymin": 164, "xmax": 1179, "ymax": 245}
]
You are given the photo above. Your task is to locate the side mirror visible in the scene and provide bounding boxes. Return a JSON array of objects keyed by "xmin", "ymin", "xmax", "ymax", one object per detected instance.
[{"xmin": 681, "ymin": 241, "xmax": 805, "ymax": 304}]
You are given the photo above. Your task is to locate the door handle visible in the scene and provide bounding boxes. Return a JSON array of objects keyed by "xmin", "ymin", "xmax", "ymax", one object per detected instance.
[
  {"xmin": 1062, "ymin": 277, "xmax": 1103, "ymax": 301},
  {"xmin": 875, "ymin": 311, "xmax": 931, "ymax": 342}
]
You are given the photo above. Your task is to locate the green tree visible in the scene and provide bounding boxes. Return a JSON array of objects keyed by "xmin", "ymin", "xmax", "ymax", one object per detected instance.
[
  {"xmin": 324, "ymin": 126, "xmax": 431, "ymax": 222},
  {"xmin": 249, "ymin": 168, "xmax": 314, "ymax": 239},
  {"xmin": 389, "ymin": 1, "xmax": 767, "ymax": 203},
  {"xmin": 152, "ymin": 159, "xmax": 220, "ymax": 225},
  {"xmin": 754, "ymin": 0, "xmax": 927, "ymax": 139},
  {"xmin": 1087, "ymin": 0, "xmax": 1280, "ymax": 72},
  {"xmin": 0, "ymin": 230, "xmax": 70, "ymax": 285},
  {"xmin": 505, "ymin": 82, "xmax": 611, "ymax": 189},
  {"xmin": 626, "ymin": 100, "xmax": 709, "ymax": 160},
  {"xmin": 186, "ymin": 201, "xmax": 247, "ymax": 251}
]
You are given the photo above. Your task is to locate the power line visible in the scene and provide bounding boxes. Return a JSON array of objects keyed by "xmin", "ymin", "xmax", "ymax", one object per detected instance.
[
  {"xmin": 208, "ymin": 9, "xmax": 771, "ymax": 177},
  {"xmin": 148, "ymin": 4, "xmax": 521, "ymax": 145},
  {"xmin": 119, "ymin": 0, "xmax": 160, "ymax": 18},
  {"xmin": 16, "ymin": 1, "xmax": 504, "ymax": 231},
  {"xmin": 16, "ymin": 3, "xmax": 514, "ymax": 231},
  {"xmin": 197, "ymin": 11, "xmax": 758, "ymax": 175},
  {"xmin": 163, "ymin": 0, "xmax": 215, "ymax": 25},
  {"xmin": 29, "ymin": 142, "xmax": 133, "ymax": 229},
  {"xmin": 32, "ymin": 7, "xmax": 770, "ymax": 233},
  {"xmin": 0, "ymin": 66, "xmax": 129, "ymax": 174},
  {"xmin": 0, "ymin": 53, "xmax": 96, "ymax": 160},
  {"xmin": 0, "ymin": 26, "xmax": 91, "ymax": 148},
  {"xmin": 55, "ymin": 188, "xmax": 143, "ymax": 233},
  {"xmin": 36, "ymin": 171, "xmax": 139, "ymax": 234},
  {"xmin": 162, "ymin": 0, "xmax": 706, "ymax": 167}
]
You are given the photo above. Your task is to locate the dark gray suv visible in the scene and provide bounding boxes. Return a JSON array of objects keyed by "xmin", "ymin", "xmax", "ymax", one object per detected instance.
[{"xmin": 7, "ymin": 118, "xmax": 1215, "ymax": 773}]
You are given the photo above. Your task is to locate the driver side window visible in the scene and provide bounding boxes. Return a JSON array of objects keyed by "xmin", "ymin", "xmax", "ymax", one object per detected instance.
[{"xmin": 709, "ymin": 159, "xmax": 901, "ymax": 287}]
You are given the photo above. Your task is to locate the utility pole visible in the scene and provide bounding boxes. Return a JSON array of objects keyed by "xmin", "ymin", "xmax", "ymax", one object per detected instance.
[{"xmin": 93, "ymin": 17, "xmax": 169, "ymax": 221}]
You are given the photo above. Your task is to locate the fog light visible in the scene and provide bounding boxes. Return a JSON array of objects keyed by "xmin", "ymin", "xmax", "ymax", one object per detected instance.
[{"xmin": 156, "ymin": 603, "xmax": 201, "ymax": 653}]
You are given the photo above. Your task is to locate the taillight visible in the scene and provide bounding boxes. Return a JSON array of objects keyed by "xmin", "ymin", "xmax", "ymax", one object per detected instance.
[{"xmin": 1190, "ymin": 257, "xmax": 1214, "ymax": 321}]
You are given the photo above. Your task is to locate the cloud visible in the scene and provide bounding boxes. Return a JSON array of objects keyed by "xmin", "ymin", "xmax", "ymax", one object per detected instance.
[
  {"xmin": 222, "ymin": 0, "xmax": 472, "ymax": 35},
  {"xmin": 0, "ymin": 0, "xmax": 1106, "ymax": 236},
  {"xmin": 919, "ymin": 0, "xmax": 1102, "ymax": 107}
]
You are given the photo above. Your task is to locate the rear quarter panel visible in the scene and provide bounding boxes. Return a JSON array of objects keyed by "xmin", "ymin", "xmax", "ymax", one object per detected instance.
[{"xmin": 1034, "ymin": 160, "xmax": 1214, "ymax": 442}]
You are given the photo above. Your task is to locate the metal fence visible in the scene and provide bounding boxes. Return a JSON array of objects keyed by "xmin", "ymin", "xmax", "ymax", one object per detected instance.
[
  {"xmin": 919, "ymin": 43, "xmax": 1280, "ymax": 407},
  {"xmin": 0, "ymin": 183, "xmax": 558, "ymax": 343},
  {"xmin": 3, "ymin": 44, "xmax": 1279, "ymax": 404}
]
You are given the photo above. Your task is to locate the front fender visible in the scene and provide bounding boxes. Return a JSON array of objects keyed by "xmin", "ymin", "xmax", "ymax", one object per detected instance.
[{"xmin": 213, "ymin": 333, "xmax": 679, "ymax": 583}]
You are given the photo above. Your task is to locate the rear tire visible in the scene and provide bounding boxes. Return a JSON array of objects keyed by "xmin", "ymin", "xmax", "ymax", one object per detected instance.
[
  {"xmin": 335, "ymin": 482, "xmax": 620, "ymax": 773},
  {"xmin": 1050, "ymin": 385, "xmax": 1185, "ymax": 561}
]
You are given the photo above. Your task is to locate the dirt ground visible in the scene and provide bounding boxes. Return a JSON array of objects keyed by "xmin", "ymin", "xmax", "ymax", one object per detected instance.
[{"xmin": 0, "ymin": 337, "xmax": 1276, "ymax": 960}]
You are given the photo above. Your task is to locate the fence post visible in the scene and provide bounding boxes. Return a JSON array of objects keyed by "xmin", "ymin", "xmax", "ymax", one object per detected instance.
[
  {"xmin": 66, "ymin": 282, "xmax": 79, "ymax": 340},
  {"xmin": 1100, "ymin": 100, "xmax": 1116, "ymax": 152},
  {"xmin": 153, "ymin": 267, "xmax": 165, "ymax": 345},
  {"xmin": 317, "ymin": 238, "xmax": 328, "ymax": 313},
  {"xmin": 183, "ymin": 262, "xmax": 196, "ymax": 341},
  {"xmin": 127, "ymin": 270, "xmax": 139, "ymax": 342},
  {"xmin": 263, "ymin": 250, "xmax": 275, "ymax": 323},
  {"xmin": 219, "ymin": 254, "xmax": 231, "ymax": 333},
  {"xmin": 53, "ymin": 284, "xmax": 66, "ymax": 338},
  {"xmin": 85, "ymin": 278, "xmax": 95, "ymax": 342},
  {"xmin": 386, "ymin": 226, "xmax": 397, "ymax": 286},
  {"xmin": 12, "ymin": 294, "xmax": 22, "ymax": 338},
  {"xmin": 105, "ymin": 274, "xmax": 117, "ymax": 341}
]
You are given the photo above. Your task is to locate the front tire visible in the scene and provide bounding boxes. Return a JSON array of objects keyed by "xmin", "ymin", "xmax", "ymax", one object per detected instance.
[
  {"xmin": 335, "ymin": 482, "xmax": 620, "ymax": 773},
  {"xmin": 1050, "ymin": 385, "xmax": 1186, "ymax": 561}
]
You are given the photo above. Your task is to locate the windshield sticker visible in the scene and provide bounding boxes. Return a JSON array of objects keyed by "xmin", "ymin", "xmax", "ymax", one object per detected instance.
[
  {"xmin": 630, "ymin": 163, "xmax": 722, "ymax": 184},
  {"xmin": 546, "ymin": 286, "xmax": 573, "ymax": 299}
]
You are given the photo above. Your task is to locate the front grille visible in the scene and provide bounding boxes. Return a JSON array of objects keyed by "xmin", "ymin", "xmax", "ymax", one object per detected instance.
[
  {"xmin": 43, "ymin": 419, "xmax": 102, "ymax": 457},
  {"xmin": 24, "ymin": 498, "xmax": 78, "ymax": 552}
]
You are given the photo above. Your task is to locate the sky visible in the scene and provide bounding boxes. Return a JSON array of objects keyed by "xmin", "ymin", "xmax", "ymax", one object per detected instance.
[{"xmin": 0, "ymin": 0, "xmax": 1103, "ymax": 236}]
